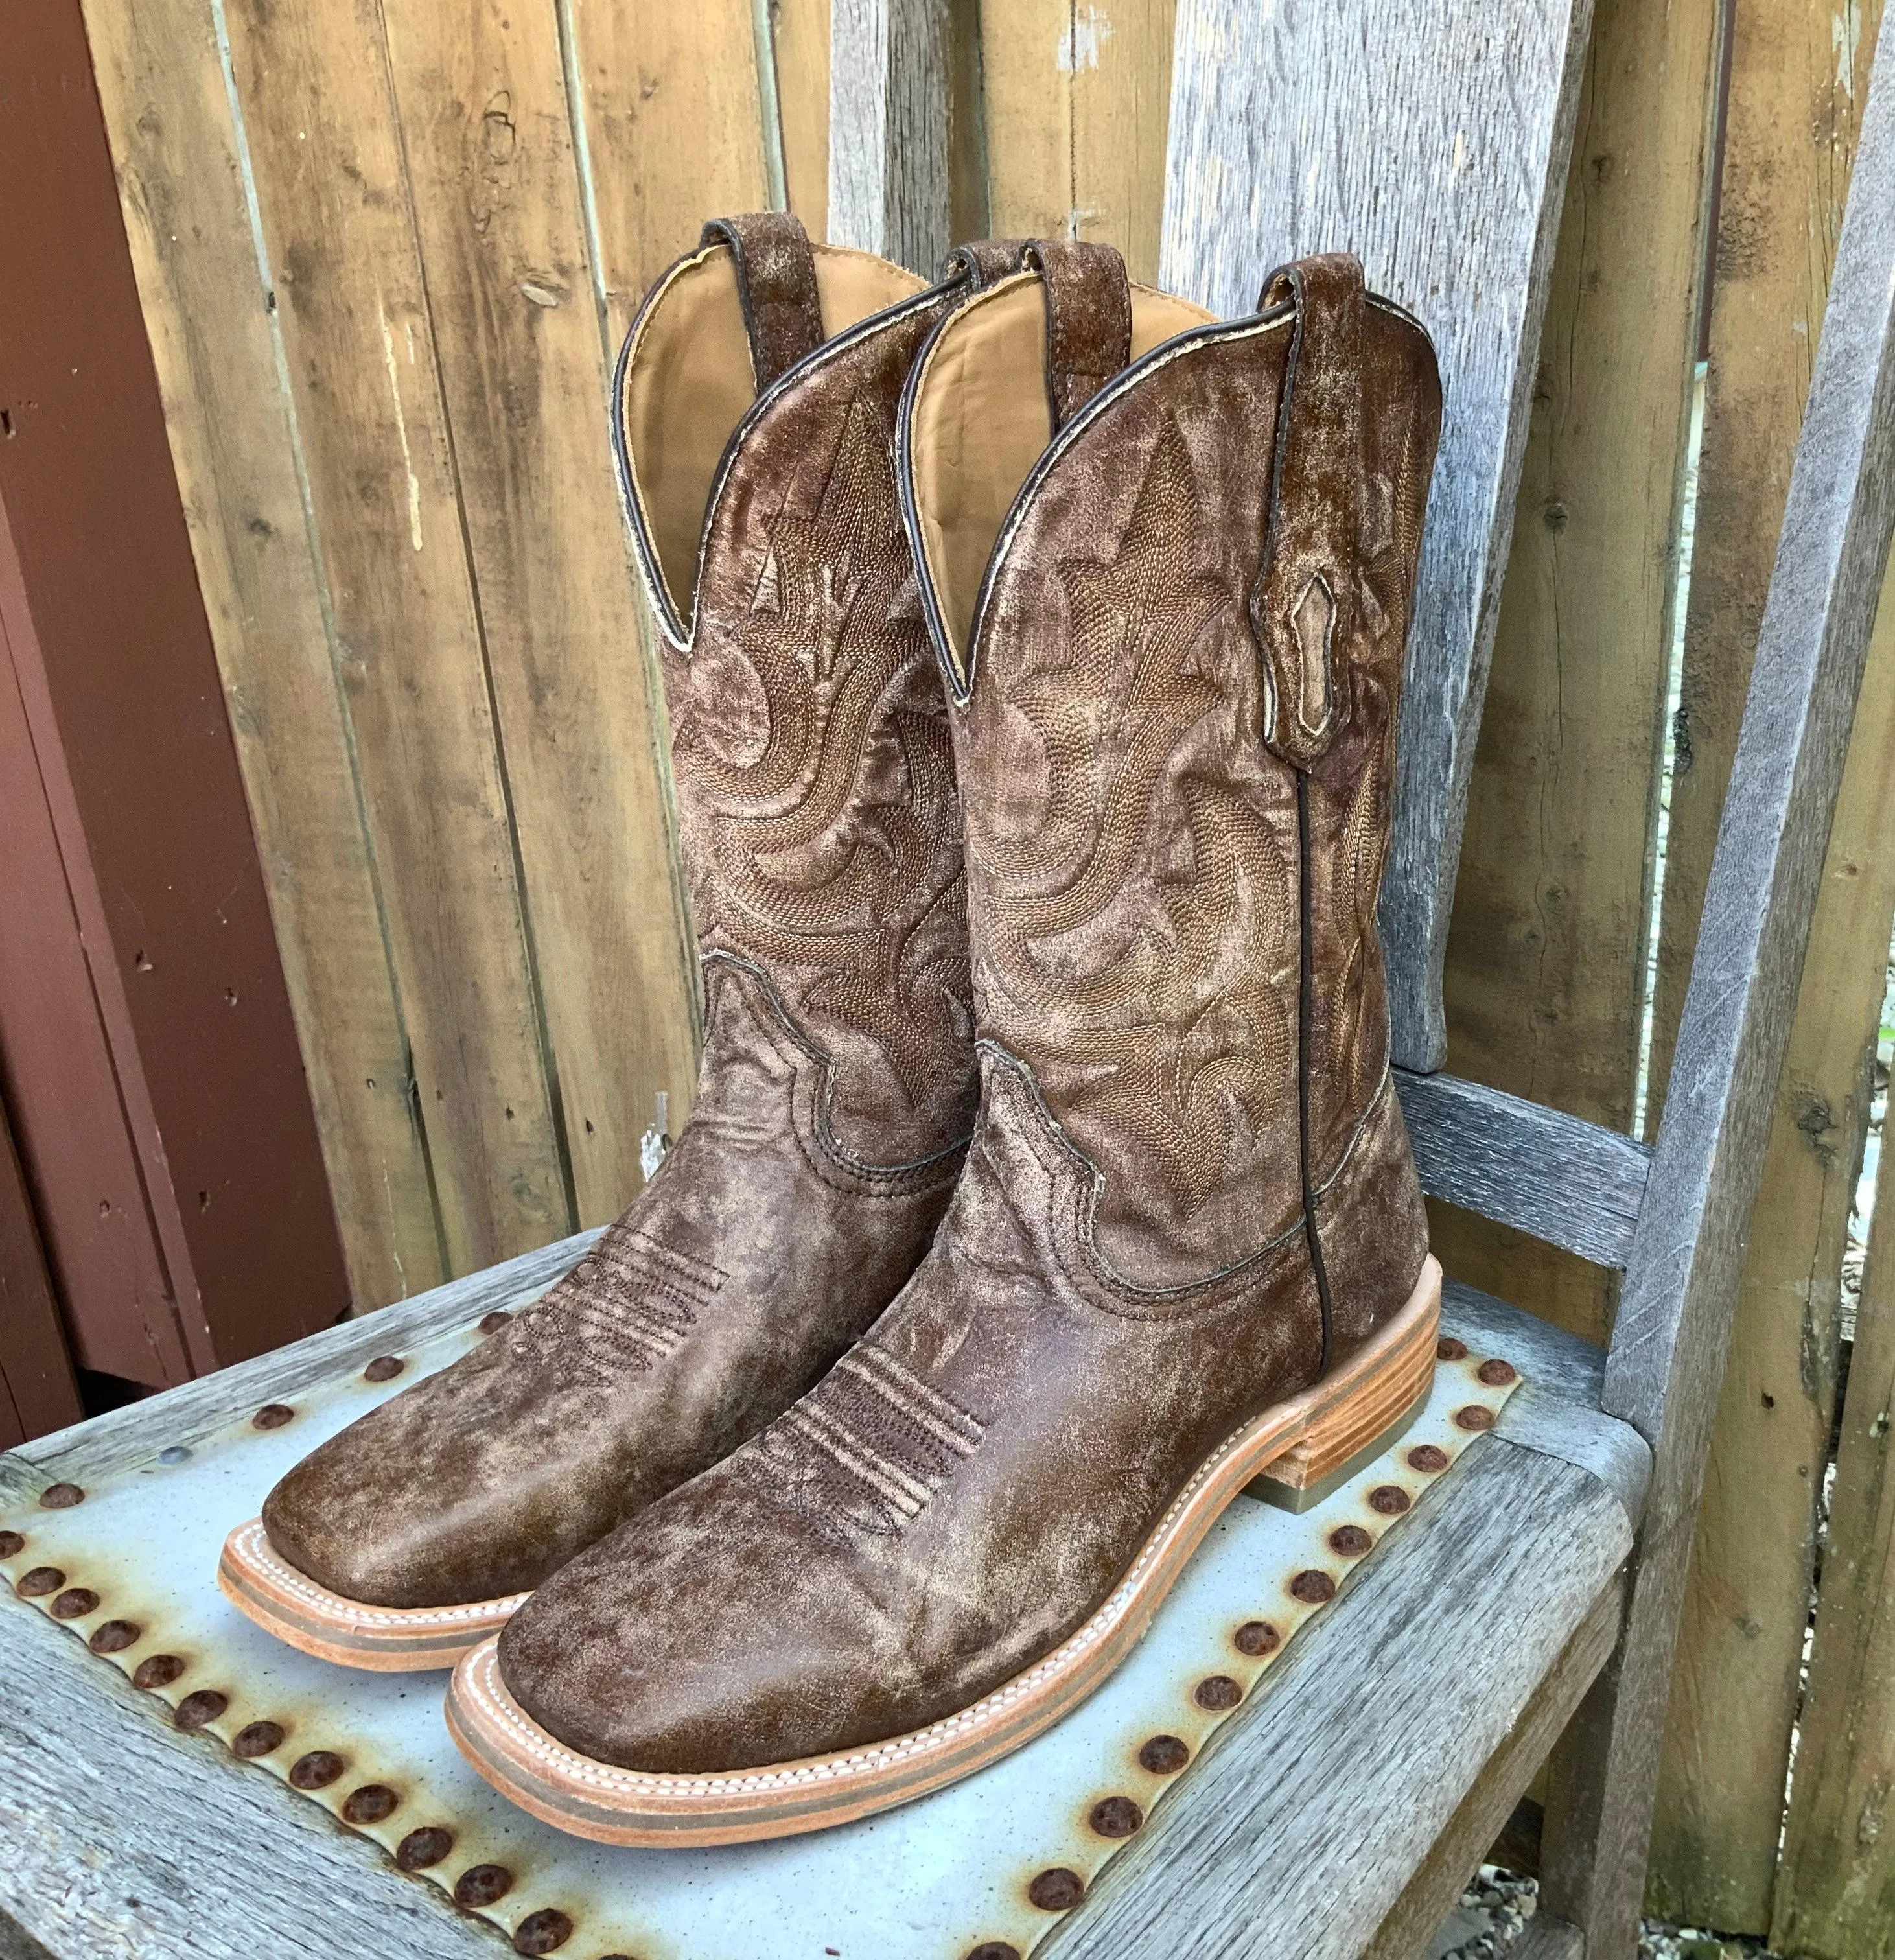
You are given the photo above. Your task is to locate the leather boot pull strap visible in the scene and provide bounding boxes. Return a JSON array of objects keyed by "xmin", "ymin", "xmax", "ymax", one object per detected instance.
[
  {"xmin": 1025, "ymin": 240, "xmax": 1133, "ymax": 431},
  {"xmin": 941, "ymin": 239, "xmax": 1031, "ymax": 289},
  {"xmin": 699, "ymin": 213, "xmax": 826, "ymax": 393},
  {"xmin": 1249, "ymin": 252, "xmax": 1367, "ymax": 769}
]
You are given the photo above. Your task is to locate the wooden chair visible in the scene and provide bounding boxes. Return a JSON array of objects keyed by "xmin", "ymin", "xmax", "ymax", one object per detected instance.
[{"xmin": 3, "ymin": 7, "xmax": 1892, "ymax": 1959}]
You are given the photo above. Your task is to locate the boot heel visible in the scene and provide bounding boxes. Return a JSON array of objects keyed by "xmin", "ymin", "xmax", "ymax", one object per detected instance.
[{"xmin": 1248, "ymin": 1255, "xmax": 1443, "ymax": 1513}]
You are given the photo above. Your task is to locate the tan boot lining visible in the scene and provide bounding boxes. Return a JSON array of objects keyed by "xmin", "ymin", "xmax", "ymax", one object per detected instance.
[
  {"xmin": 621, "ymin": 243, "xmax": 927, "ymax": 631},
  {"xmin": 907, "ymin": 275, "xmax": 1217, "ymax": 672}
]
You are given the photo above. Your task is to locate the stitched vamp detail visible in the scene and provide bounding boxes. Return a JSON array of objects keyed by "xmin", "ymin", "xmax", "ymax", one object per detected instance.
[
  {"xmin": 737, "ymin": 1344, "xmax": 984, "ymax": 1543},
  {"xmin": 522, "ymin": 1234, "xmax": 727, "ymax": 1389}
]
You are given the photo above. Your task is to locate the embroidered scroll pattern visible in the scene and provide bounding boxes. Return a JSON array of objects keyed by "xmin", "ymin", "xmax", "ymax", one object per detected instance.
[
  {"xmin": 668, "ymin": 344, "xmax": 975, "ymax": 1152},
  {"xmin": 968, "ymin": 422, "xmax": 1299, "ymax": 1219}
]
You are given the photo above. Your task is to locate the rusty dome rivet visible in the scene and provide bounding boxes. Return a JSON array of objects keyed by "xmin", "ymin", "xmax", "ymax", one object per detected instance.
[
  {"xmin": 1436, "ymin": 1337, "xmax": 1469, "ymax": 1362},
  {"xmin": 1329, "ymin": 1524, "xmax": 1373, "ymax": 1558},
  {"xmin": 133, "ymin": 1653, "xmax": 187, "ymax": 1690},
  {"xmin": 1194, "ymin": 1673, "xmax": 1243, "ymax": 1710},
  {"xmin": 1027, "ymin": 1868, "xmax": 1086, "ymax": 1912},
  {"xmin": 90, "ymin": 1619, "xmax": 141, "ymax": 1654},
  {"xmin": 1234, "ymin": 1619, "xmax": 1281, "ymax": 1657},
  {"xmin": 1407, "ymin": 1443, "xmax": 1449, "ymax": 1473},
  {"xmin": 1369, "ymin": 1484, "xmax": 1411, "ymax": 1516},
  {"xmin": 512, "ymin": 1907, "xmax": 574, "ymax": 1955},
  {"xmin": 966, "ymin": 1945, "xmax": 1023, "ymax": 1960},
  {"xmin": 1139, "ymin": 1733, "xmax": 1190, "ymax": 1775},
  {"xmin": 1089, "ymin": 1795, "xmax": 1144, "ymax": 1838},
  {"xmin": 39, "ymin": 1482, "xmax": 84, "ymax": 1510},
  {"xmin": 1454, "ymin": 1404, "xmax": 1496, "ymax": 1432},
  {"xmin": 0, "ymin": 1530, "xmax": 25, "ymax": 1558},
  {"xmin": 395, "ymin": 1826, "xmax": 454, "ymax": 1870},
  {"xmin": 342, "ymin": 1783, "xmax": 399, "ymax": 1825},
  {"xmin": 289, "ymin": 1750, "xmax": 346, "ymax": 1790},
  {"xmin": 51, "ymin": 1587, "xmax": 100, "ymax": 1619},
  {"xmin": 363, "ymin": 1355, "xmax": 404, "ymax": 1384},
  {"xmin": 1290, "ymin": 1569, "xmax": 1336, "ymax": 1605},
  {"xmin": 174, "ymin": 1690, "xmax": 229, "ymax": 1731},
  {"xmin": 1477, "ymin": 1357, "xmax": 1517, "ymax": 1386},
  {"xmin": 454, "ymin": 1863, "xmax": 515, "ymax": 1908},
  {"xmin": 233, "ymin": 1721, "xmax": 285, "ymax": 1759},
  {"xmin": 478, "ymin": 1310, "xmax": 514, "ymax": 1335},
  {"xmin": 17, "ymin": 1566, "xmax": 65, "ymax": 1598},
  {"xmin": 252, "ymin": 1404, "xmax": 295, "ymax": 1430}
]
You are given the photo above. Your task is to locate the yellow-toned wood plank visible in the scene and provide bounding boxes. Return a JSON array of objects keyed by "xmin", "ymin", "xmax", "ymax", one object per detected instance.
[
  {"xmin": 1433, "ymin": 0, "xmax": 1721, "ymax": 1349},
  {"xmin": 983, "ymin": 0, "xmax": 1173, "ymax": 276},
  {"xmin": 1641, "ymin": 0, "xmax": 1890, "ymax": 1928},
  {"xmin": 1068, "ymin": 0, "xmax": 1175, "ymax": 282},
  {"xmin": 1774, "ymin": 828, "xmax": 1895, "ymax": 1957},
  {"xmin": 564, "ymin": 0, "xmax": 771, "ymax": 345},
  {"xmin": 77, "ymin": 0, "xmax": 445, "ymax": 1307},
  {"xmin": 374, "ymin": 0, "xmax": 699, "ymax": 1231},
  {"xmin": 773, "ymin": 0, "xmax": 830, "ymax": 235},
  {"xmin": 220, "ymin": 0, "xmax": 570, "ymax": 1274},
  {"xmin": 981, "ymin": 0, "xmax": 1075, "ymax": 245}
]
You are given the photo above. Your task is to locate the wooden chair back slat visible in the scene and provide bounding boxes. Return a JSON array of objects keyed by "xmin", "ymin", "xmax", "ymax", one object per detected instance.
[
  {"xmin": 1396, "ymin": 1073, "xmax": 1651, "ymax": 1271},
  {"xmin": 1160, "ymin": 0, "xmax": 1594, "ymax": 1073},
  {"xmin": 1535, "ymin": 31, "xmax": 1895, "ymax": 1950},
  {"xmin": 1605, "ymin": 30, "xmax": 1895, "ymax": 1452}
]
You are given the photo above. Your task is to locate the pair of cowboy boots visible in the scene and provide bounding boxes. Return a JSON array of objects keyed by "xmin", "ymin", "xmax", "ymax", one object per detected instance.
[{"xmin": 221, "ymin": 213, "xmax": 1444, "ymax": 1846}]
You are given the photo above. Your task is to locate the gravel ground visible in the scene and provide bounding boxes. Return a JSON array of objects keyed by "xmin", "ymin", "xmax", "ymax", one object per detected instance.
[{"xmin": 1430, "ymin": 1868, "xmax": 1791, "ymax": 1960}]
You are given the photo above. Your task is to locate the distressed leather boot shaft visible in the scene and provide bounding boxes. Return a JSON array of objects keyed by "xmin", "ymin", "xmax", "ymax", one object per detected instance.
[
  {"xmin": 459, "ymin": 244, "xmax": 1444, "ymax": 1830},
  {"xmin": 237, "ymin": 216, "xmax": 982, "ymax": 1644}
]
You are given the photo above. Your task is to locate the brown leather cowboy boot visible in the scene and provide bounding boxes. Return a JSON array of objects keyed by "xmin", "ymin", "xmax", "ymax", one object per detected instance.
[
  {"xmin": 447, "ymin": 244, "xmax": 1444, "ymax": 1835},
  {"xmin": 219, "ymin": 215, "xmax": 996, "ymax": 1668}
]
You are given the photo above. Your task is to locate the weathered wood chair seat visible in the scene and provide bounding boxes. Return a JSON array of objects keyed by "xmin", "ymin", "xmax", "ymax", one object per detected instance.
[
  {"xmin": 0, "ymin": 1236, "xmax": 1639, "ymax": 1960},
  {"xmin": 5, "ymin": 1, "xmax": 1894, "ymax": 1955}
]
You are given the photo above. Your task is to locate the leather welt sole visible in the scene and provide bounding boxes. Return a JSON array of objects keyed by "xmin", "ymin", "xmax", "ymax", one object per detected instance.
[
  {"xmin": 443, "ymin": 1255, "xmax": 1443, "ymax": 1846},
  {"xmin": 217, "ymin": 1519, "xmax": 529, "ymax": 1671}
]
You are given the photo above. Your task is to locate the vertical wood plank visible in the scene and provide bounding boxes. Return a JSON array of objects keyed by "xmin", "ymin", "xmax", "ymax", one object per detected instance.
[
  {"xmin": 220, "ymin": 0, "xmax": 570, "ymax": 1274},
  {"xmin": 1647, "ymin": 0, "xmax": 1885, "ymax": 1108},
  {"xmin": 77, "ymin": 0, "xmax": 445, "ymax": 1309},
  {"xmin": 981, "ymin": 0, "xmax": 1176, "ymax": 279},
  {"xmin": 1544, "ymin": 12, "xmax": 1895, "ymax": 1944},
  {"xmin": 828, "ymin": 0, "xmax": 951, "ymax": 272},
  {"xmin": 773, "ymin": 0, "xmax": 831, "ymax": 234},
  {"xmin": 568, "ymin": 0, "xmax": 772, "ymax": 342},
  {"xmin": 375, "ymin": 0, "xmax": 699, "ymax": 1231},
  {"xmin": 981, "ymin": 0, "xmax": 1075, "ymax": 244},
  {"xmin": 1430, "ymin": 0, "xmax": 1721, "ymax": 1348},
  {"xmin": 1775, "ymin": 939, "xmax": 1895, "ymax": 1958},
  {"xmin": 1650, "ymin": 574, "xmax": 1895, "ymax": 1928},
  {"xmin": 1642, "ymin": 0, "xmax": 1892, "ymax": 1926}
]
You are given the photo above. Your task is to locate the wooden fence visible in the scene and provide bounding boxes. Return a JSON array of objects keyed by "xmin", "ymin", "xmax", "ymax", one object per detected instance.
[{"xmin": 75, "ymin": 0, "xmax": 1895, "ymax": 1944}]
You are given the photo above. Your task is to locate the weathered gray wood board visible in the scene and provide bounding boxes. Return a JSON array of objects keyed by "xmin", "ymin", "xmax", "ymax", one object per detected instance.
[
  {"xmin": 1047, "ymin": 1443, "xmax": 1632, "ymax": 1960},
  {"xmin": 1542, "ymin": 19, "xmax": 1895, "ymax": 1955},
  {"xmin": 1396, "ymin": 1071, "xmax": 1653, "ymax": 1270},
  {"xmin": 1359, "ymin": 1589, "xmax": 1616, "ymax": 1960},
  {"xmin": 1160, "ymin": 0, "xmax": 1595, "ymax": 1073},
  {"xmin": 826, "ymin": 0, "xmax": 951, "ymax": 272}
]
